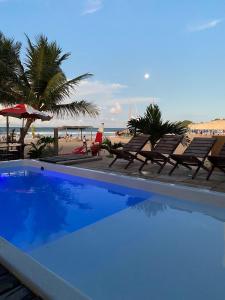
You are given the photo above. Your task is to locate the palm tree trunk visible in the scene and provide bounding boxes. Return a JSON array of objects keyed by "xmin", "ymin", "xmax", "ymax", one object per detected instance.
[{"xmin": 19, "ymin": 119, "xmax": 33, "ymax": 144}]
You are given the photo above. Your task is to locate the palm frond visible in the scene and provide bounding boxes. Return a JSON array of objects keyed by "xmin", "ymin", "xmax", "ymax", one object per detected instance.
[
  {"xmin": 46, "ymin": 101, "xmax": 99, "ymax": 118},
  {"xmin": 68, "ymin": 73, "xmax": 93, "ymax": 85},
  {"xmin": 128, "ymin": 104, "xmax": 188, "ymax": 147},
  {"xmin": 42, "ymin": 73, "xmax": 93, "ymax": 107},
  {"xmin": 57, "ymin": 53, "xmax": 71, "ymax": 65}
]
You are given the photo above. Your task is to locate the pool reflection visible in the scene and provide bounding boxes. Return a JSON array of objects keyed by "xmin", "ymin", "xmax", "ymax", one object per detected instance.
[{"xmin": 0, "ymin": 169, "xmax": 150, "ymax": 251}]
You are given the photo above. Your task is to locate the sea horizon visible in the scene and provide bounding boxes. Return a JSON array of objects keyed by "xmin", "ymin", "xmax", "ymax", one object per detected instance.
[{"xmin": 0, "ymin": 126, "xmax": 125, "ymax": 138}]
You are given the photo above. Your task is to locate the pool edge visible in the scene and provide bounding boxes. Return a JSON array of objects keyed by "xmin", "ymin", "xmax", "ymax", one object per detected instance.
[
  {"xmin": 22, "ymin": 159, "xmax": 225, "ymax": 207},
  {"xmin": 0, "ymin": 237, "xmax": 90, "ymax": 300}
]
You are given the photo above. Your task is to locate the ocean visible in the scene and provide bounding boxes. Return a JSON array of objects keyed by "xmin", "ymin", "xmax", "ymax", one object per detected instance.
[{"xmin": 0, "ymin": 127, "xmax": 125, "ymax": 138}]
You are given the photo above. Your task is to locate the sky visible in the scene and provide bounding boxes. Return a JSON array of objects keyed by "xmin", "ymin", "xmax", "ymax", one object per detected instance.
[{"xmin": 0, "ymin": 0, "xmax": 225, "ymax": 127}]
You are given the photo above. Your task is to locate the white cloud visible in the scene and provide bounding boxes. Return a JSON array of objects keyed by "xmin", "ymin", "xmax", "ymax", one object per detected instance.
[
  {"xmin": 0, "ymin": 80, "xmax": 158, "ymax": 127},
  {"xmin": 76, "ymin": 80, "xmax": 126, "ymax": 98},
  {"xmin": 110, "ymin": 96, "xmax": 159, "ymax": 106},
  {"xmin": 187, "ymin": 19, "xmax": 222, "ymax": 32},
  {"xmin": 82, "ymin": 0, "xmax": 103, "ymax": 15},
  {"xmin": 54, "ymin": 80, "xmax": 157, "ymax": 126},
  {"xmin": 107, "ymin": 97, "xmax": 158, "ymax": 120},
  {"xmin": 110, "ymin": 102, "xmax": 122, "ymax": 114}
]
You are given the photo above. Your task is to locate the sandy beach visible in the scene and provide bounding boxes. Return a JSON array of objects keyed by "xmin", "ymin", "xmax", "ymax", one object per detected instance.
[
  {"xmin": 57, "ymin": 135, "xmax": 132, "ymax": 155},
  {"xmin": 2, "ymin": 118, "xmax": 225, "ymax": 158},
  {"xmin": 22, "ymin": 131, "xmax": 225, "ymax": 158},
  {"xmin": 21, "ymin": 134, "xmax": 131, "ymax": 156},
  {"xmin": 189, "ymin": 119, "xmax": 225, "ymax": 132}
]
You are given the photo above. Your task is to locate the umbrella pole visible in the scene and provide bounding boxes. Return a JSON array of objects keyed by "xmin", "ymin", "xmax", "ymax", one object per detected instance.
[{"xmin": 6, "ymin": 116, "xmax": 9, "ymax": 144}]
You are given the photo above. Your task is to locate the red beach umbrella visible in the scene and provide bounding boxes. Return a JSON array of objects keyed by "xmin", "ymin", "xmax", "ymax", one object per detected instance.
[
  {"xmin": 0, "ymin": 104, "xmax": 51, "ymax": 121},
  {"xmin": 0, "ymin": 104, "xmax": 51, "ymax": 143}
]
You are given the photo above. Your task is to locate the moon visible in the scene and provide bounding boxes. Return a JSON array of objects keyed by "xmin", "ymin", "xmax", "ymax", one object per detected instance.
[{"xmin": 144, "ymin": 73, "xmax": 150, "ymax": 80}]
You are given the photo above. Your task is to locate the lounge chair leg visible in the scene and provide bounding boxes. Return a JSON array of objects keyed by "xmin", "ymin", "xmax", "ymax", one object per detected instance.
[
  {"xmin": 109, "ymin": 157, "xmax": 117, "ymax": 167},
  {"xmin": 169, "ymin": 161, "xmax": 177, "ymax": 167},
  {"xmin": 139, "ymin": 158, "xmax": 148, "ymax": 172},
  {"xmin": 169, "ymin": 162, "xmax": 179, "ymax": 176},
  {"xmin": 206, "ymin": 166, "xmax": 215, "ymax": 180},
  {"xmin": 158, "ymin": 160, "xmax": 167, "ymax": 174},
  {"xmin": 192, "ymin": 165, "xmax": 201, "ymax": 179},
  {"xmin": 125, "ymin": 159, "xmax": 134, "ymax": 169},
  {"xmin": 182, "ymin": 163, "xmax": 192, "ymax": 170}
]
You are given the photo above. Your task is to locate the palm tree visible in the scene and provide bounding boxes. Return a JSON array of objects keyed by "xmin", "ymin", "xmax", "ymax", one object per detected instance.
[
  {"xmin": 0, "ymin": 33, "xmax": 99, "ymax": 143},
  {"xmin": 0, "ymin": 32, "xmax": 21, "ymax": 104},
  {"xmin": 128, "ymin": 104, "xmax": 188, "ymax": 147}
]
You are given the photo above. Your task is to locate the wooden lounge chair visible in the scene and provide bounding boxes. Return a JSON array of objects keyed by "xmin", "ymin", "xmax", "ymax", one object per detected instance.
[
  {"xmin": 207, "ymin": 142, "xmax": 225, "ymax": 180},
  {"xmin": 139, "ymin": 135, "xmax": 182, "ymax": 173},
  {"xmin": 169, "ymin": 137, "xmax": 217, "ymax": 179},
  {"xmin": 109, "ymin": 134, "xmax": 150, "ymax": 169}
]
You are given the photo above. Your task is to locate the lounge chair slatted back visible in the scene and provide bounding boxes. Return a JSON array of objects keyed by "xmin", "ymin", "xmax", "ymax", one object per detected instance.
[
  {"xmin": 109, "ymin": 134, "xmax": 150, "ymax": 169},
  {"xmin": 123, "ymin": 135, "xmax": 150, "ymax": 152},
  {"xmin": 153, "ymin": 135, "xmax": 182, "ymax": 154},
  {"xmin": 139, "ymin": 135, "xmax": 182, "ymax": 173},
  {"xmin": 218, "ymin": 143, "xmax": 225, "ymax": 156},
  {"xmin": 183, "ymin": 138, "xmax": 216, "ymax": 158},
  {"xmin": 169, "ymin": 137, "xmax": 217, "ymax": 179},
  {"xmin": 207, "ymin": 142, "xmax": 225, "ymax": 180}
]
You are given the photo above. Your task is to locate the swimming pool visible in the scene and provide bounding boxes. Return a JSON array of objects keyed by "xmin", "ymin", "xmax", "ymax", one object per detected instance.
[
  {"xmin": 0, "ymin": 166, "xmax": 150, "ymax": 252},
  {"xmin": 1, "ymin": 160, "xmax": 225, "ymax": 300}
]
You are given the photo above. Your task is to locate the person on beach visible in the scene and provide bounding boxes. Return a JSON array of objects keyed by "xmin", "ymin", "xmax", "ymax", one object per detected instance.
[{"xmin": 82, "ymin": 135, "xmax": 88, "ymax": 152}]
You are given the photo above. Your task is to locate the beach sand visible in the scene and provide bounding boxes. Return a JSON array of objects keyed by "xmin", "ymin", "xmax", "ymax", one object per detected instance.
[
  {"xmin": 23, "ymin": 135, "xmax": 132, "ymax": 156},
  {"xmin": 189, "ymin": 119, "xmax": 225, "ymax": 131},
  {"xmin": 23, "ymin": 132, "xmax": 225, "ymax": 158},
  {"xmin": 57, "ymin": 136, "xmax": 132, "ymax": 155},
  {"xmin": 53, "ymin": 134, "xmax": 218, "ymax": 155}
]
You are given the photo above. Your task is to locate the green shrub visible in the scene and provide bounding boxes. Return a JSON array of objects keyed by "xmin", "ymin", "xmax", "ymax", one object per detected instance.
[{"xmin": 28, "ymin": 136, "xmax": 55, "ymax": 158}]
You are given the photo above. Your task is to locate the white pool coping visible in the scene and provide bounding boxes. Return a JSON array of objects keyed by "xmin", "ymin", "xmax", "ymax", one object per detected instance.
[
  {"xmin": 0, "ymin": 238, "xmax": 90, "ymax": 300},
  {"xmin": 0, "ymin": 159, "xmax": 225, "ymax": 299}
]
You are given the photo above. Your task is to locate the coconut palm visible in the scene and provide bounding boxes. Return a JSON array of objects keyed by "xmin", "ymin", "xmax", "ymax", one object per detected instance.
[
  {"xmin": 0, "ymin": 32, "xmax": 21, "ymax": 103},
  {"xmin": 101, "ymin": 137, "xmax": 123, "ymax": 154},
  {"xmin": 128, "ymin": 104, "xmax": 188, "ymax": 147},
  {"xmin": 0, "ymin": 33, "xmax": 99, "ymax": 143}
]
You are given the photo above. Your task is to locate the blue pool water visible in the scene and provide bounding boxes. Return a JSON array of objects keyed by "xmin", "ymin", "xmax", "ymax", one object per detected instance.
[
  {"xmin": 0, "ymin": 166, "xmax": 151, "ymax": 251},
  {"xmin": 1, "ymin": 166, "xmax": 225, "ymax": 299}
]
